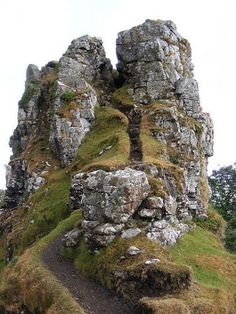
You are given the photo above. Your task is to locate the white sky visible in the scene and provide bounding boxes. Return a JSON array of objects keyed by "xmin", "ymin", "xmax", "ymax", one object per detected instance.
[{"xmin": 0, "ymin": 0, "xmax": 235, "ymax": 189}]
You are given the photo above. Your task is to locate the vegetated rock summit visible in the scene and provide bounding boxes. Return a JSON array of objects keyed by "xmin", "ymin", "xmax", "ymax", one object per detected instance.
[
  {"xmin": 5, "ymin": 18, "xmax": 213, "ymax": 248},
  {"xmin": 2, "ymin": 20, "xmax": 230, "ymax": 314}
]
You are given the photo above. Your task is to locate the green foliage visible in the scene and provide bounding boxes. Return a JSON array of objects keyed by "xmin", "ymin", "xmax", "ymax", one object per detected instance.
[
  {"xmin": 60, "ymin": 91, "xmax": 76, "ymax": 102},
  {"xmin": 209, "ymin": 163, "xmax": 236, "ymax": 252},
  {"xmin": 225, "ymin": 214, "xmax": 236, "ymax": 252},
  {"xmin": 19, "ymin": 84, "xmax": 36, "ymax": 107},
  {"xmin": 63, "ymin": 234, "xmax": 185, "ymax": 293},
  {"xmin": 194, "ymin": 206, "xmax": 226, "ymax": 237},
  {"xmin": 208, "ymin": 163, "xmax": 236, "ymax": 221},
  {"xmin": 169, "ymin": 155, "xmax": 179, "ymax": 165}
]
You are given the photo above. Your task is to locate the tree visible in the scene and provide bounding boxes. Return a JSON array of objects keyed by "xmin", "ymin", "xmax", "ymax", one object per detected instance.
[
  {"xmin": 208, "ymin": 163, "xmax": 236, "ymax": 221},
  {"xmin": 209, "ymin": 163, "xmax": 236, "ymax": 252}
]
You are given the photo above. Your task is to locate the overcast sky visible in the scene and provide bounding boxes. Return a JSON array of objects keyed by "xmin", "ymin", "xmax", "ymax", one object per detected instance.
[{"xmin": 0, "ymin": 0, "xmax": 235, "ymax": 189}]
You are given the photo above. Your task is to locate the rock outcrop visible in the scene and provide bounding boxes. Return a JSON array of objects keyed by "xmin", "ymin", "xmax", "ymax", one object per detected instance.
[
  {"xmin": 69, "ymin": 19, "xmax": 213, "ymax": 249},
  {"xmin": 4, "ymin": 19, "xmax": 213, "ymax": 250},
  {"xmin": 49, "ymin": 35, "xmax": 113, "ymax": 166},
  {"xmin": 71, "ymin": 168, "xmax": 150, "ymax": 248}
]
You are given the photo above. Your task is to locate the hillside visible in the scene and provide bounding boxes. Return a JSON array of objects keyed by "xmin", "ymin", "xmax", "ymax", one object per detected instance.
[{"xmin": 0, "ymin": 19, "xmax": 235, "ymax": 314}]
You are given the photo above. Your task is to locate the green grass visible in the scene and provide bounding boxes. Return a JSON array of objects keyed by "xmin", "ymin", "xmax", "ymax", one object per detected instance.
[
  {"xmin": 0, "ymin": 211, "xmax": 84, "ymax": 314},
  {"xmin": 19, "ymin": 84, "xmax": 37, "ymax": 108},
  {"xmin": 62, "ymin": 233, "xmax": 190, "ymax": 297},
  {"xmin": 170, "ymin": 226, "xmax": 236, "ymax": 289},
  {"xmin": 112, "ymin": 85, "xmax": 133, "ymax": 106},
  {"xmin": 60, "ymin": 91, "xmax": 76, "ymax": 102},
  {"xmin": 70, "ymin": 106, "xmax": 130, "ymax": 172},
  {"xmin": 20, "ymin": 169, "xmax": 71, "ymax": 250}
]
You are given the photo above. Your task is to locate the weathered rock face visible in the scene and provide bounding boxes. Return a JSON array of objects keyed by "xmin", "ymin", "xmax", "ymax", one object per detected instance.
[
  {"xmin": 4, "ymin": 160, "xmax": 27, "ymax": 208},
  {"xmin": 71, "ymin": 168, "xmax": 150, "ymax": 248},
  {"xmin": 68, "ymin": 19, "xmax": 213, "ymax": 250},
  {"xmin": 10, "ymin": 64, "xmax": 41, "ymax": 158},
  {"xmin": 117, "ymin": 19, "xmax": 200, "ymax": 115},
  {"xmin": 49, "ymin": 35, "xmax": 113, "ymax": 166},
  {"xmin": 5, "ymin": 36, "xmax": 112, "ymax": 208}
]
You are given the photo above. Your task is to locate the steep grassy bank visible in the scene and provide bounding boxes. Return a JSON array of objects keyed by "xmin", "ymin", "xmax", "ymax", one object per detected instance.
[{"xmin": 0, "ymin": 211, "xmax": 84, "ymax": 314}]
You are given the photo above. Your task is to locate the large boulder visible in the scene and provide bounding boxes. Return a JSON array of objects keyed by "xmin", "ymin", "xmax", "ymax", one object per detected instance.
[
  {"xmin": 116, "ymin": 19, "xmax": 201, "ymax": 116},
  {"xmin": 71, "ymin": 167, "xmax": 151, "ymax": 248}
]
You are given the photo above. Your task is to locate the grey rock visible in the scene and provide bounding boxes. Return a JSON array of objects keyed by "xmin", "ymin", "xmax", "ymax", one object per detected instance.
[
  {"xmin": 4, "ymin": 160, "xmax": 27, "ymax": 208},
  {"xmin": 144, "ymin": 258, "xmax": 160, "ymax": 265},
  {"xmin": 138, "ymin": 208, "xmax": 157, "ymax": 218},
  {"xmin": 26, "ymin": 64, "xmax": 41, "ymax": 81},
  {"xmin": 49, "ymin": 35, "xmax": 113, "ymax": 166},
  {"xmin": 27, "ymin": 175, "xmax": 45, "ymax": 193},
  {"xmin": 121, "ymin": 228, "xmax": 141, "ymax": 239},
  {"xmin": 71, "ymin": 167, "xmax": 150, "ymax": 248},
  {"xmin": 117, "ymin": 19, "xmax": 195, "ymax": 106},
  {"xmin": 147, "ymin": 217, "xmax": 190, "ymax": 246},
  {"xmin": 127, "ymin": 246, "xmax": 141, "ymax": 256},
  {"xmin": 144, "ymin": 196, "xmax": 164, "ymax": 209},
  {"xmin": 62, "ymin": 228, "xmax": 82, "ymax": 247}
]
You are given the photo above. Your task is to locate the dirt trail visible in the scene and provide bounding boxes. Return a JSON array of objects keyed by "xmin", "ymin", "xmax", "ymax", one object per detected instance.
[{"xmin": 42, "ymin": 236, "xmax": 135, "ymax": 314}]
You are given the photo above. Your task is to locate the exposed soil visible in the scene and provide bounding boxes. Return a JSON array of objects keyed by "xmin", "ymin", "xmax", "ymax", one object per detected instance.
[{"xmin": 42, "ymin": 236, "xmax": 135, "ymax": 314}]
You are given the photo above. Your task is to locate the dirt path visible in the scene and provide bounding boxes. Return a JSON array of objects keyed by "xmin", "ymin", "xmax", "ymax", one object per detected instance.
[{"xmin": 42, "ymin": 236, "xmax": 135, "ymax": 314}]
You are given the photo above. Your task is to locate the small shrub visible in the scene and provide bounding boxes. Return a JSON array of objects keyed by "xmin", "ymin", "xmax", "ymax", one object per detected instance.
[
  {"xmin": 169, "ymin": 155, "xmax": 179, "ymax": 165},
  {"xmin": 194, "ymin": 206, "xmax": 226, "ymax": 238},
  {"xmin": 60, "ymin": 91, "xmax": 76, "ymax": 102},
  {"xmin": 19, "ymin": 84, "xmax": 36, "ymax": 107}
]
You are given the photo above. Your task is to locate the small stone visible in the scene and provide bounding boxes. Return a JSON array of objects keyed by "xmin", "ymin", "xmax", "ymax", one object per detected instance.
[
  {"xmin": 121, "ymin": 228, "xmax": 141, "ymax": 239},
  {"xmin": 197, "ymin": 213, "xmax": 208, "ymax": 221},
  {"xmin": 62, "ymin": 228, "xmax": 82, "ymax": 247},
  {"xmin": 127, "ymin": 246, "xmax": 141, "ymax": 256},
  {"xmin": 144, "ymin": 258, "xmax": 160, "ymax": 265},
  {"xmin": 144, "ymin": 196, "xmax": 164, "ymax": 209},
  {"xmin": 105, "ymin": 145, "xmax": 113, "ymax": 151}
]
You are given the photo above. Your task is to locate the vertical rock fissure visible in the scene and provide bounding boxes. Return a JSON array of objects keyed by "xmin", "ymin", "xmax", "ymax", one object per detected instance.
[{"xmin": 126, "ymin": 107, "xmax": 143, "ymax": 162}]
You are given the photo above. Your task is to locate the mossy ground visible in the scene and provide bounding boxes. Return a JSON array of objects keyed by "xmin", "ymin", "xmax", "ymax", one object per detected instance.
[{"xmin": 0, "ymin": 211, "xmax": 84, "ymax": 314}]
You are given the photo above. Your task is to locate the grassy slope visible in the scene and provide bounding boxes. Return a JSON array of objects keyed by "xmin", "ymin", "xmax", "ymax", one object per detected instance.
[
  {"xmin": 0, "ymin": 211, "xmax": 84, "ymax": 314},
  {"xmin": 70, "ymin": 106, "xmax": 130, "ymax": 173},
  {"xmin": 139, "ymin": 211, "xmax": 236, "ymax": 313}
]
